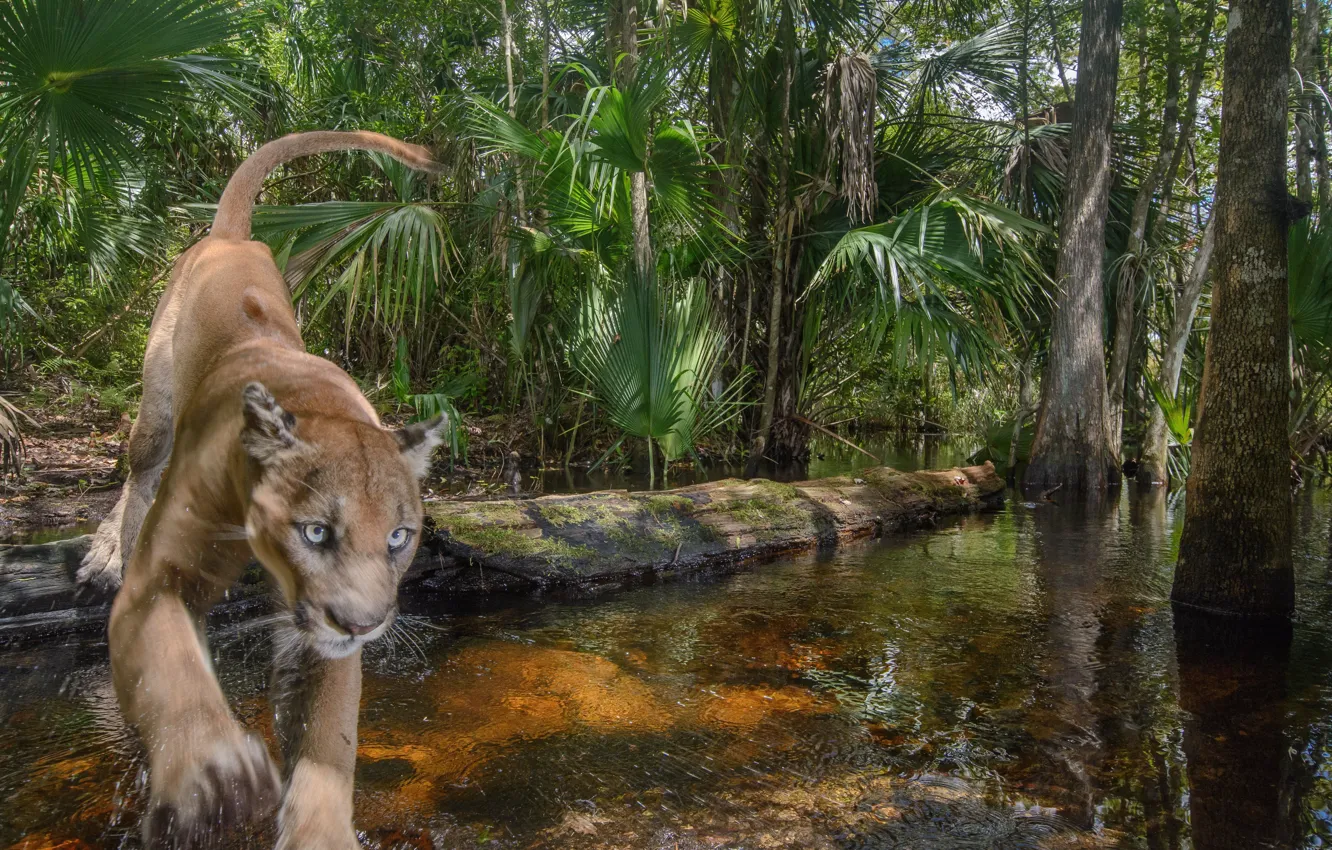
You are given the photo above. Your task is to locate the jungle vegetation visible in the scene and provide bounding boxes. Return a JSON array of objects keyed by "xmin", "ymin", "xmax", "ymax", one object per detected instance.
[{"xmin": 0, "ymin": 0, "xmax": 1328, "ymax": 507}]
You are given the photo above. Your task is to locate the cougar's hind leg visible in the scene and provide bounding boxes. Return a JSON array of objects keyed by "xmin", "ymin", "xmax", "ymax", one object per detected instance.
[
  {"xmin": 77, "ymin": 493, "xmax": 127, "ymax": 594},
  {"xmin": 78, "ymin": 329, "xmax": 175, "ymax": 593}
]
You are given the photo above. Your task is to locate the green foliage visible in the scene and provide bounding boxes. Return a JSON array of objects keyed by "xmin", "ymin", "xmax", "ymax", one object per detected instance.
[
  {"xmin": 2, "ymin": 0, "xmax": 1305, "ymax": 479},
  {"xmin": 1146, "ymin": 373, "xmax": 1194, "ymax": 485},
  {"xmin": 575, "ymin": 272, "xmax": 744, "ymax": 473},
  {"xmin": 0, "ymin": 0, "xmax": 249, "ymax": 187},
  {"xmin": 391, "ymin": 336, "xmax": 467, "ymax": 466}
]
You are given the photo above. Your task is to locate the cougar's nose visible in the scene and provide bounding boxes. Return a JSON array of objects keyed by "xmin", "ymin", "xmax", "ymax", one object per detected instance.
[{"xmin": 326, "ymin": 608, "xmax": 385, "ymax": 637}]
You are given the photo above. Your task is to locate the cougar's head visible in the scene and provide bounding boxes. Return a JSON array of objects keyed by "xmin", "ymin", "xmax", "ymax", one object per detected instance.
[{"xmin": 239, "ymin": 382, "xmax": 444, "ymax": 659}]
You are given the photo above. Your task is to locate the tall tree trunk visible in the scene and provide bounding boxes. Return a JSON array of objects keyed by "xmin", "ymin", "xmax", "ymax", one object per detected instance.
[
  {"xmin": 1159, "ymin": 0, "xmax": 1217, "ymax": 223},
  {"xmin": 1296, "ymin": 0, "xmax": 1320, "ymax": 203},
  {"xmin": 611, "ymin": 0, "xmax": 652, "ymax": 276},
  {"xmin": 541, "ymin": 0, "xmax": 551, "ymax": 127},
  {"xmin": 751, "ymin": 13, "xmax": 795, "ymax": 468},
  {"xmin": 1108, "ymin": 0, "xmax": 1183, "ymax": 460},
  {"xmin": 1134, "ymin": 0, "xmax": 1220, "ymax": 485},
  {"xmin": 1047, "ymin": 2, "xmax": 1074, "ymax": 103},
  {"xmin": 1023, "ymin": 0, "xmax": 1124, "ymax": 497},
  {"xmin": 1319, "ymin": 48, "xmax": 1332, "ymax": 212},
  {"xmin": 1173, "ymin": 0, "xmax": 1293, "ymax": 619},
  {"xmin": 1137, "ymin": 215, "xmax": 1215, "ymax": 485},
  {"xmin": 500, "ymin": 0, "xmax": 525, "ymax": 220}
]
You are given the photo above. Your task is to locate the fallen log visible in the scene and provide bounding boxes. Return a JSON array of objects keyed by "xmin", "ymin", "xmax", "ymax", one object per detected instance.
[
  {"xmin": 0, "ymin": 463, "xmax": 1003, "ymax": 641},
  {"xmin": 411, "ymin": 463, "xmax": 1004, "ymax": 592}
]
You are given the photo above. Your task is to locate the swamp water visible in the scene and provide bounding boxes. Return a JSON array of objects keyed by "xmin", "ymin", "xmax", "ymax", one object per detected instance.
[{"xmin": 6, "ymin": 487, "xmax": 1332, "ymax": 849}]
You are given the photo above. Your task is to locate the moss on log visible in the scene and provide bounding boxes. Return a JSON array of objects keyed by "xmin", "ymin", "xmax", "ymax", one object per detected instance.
[
  {"xmin": 412, "ymin": 463, "xmax": 1004, "ymax": 593},
  {"xmin": 0, "ymin": 463, "xmax": 1003, "ymax": 640}
]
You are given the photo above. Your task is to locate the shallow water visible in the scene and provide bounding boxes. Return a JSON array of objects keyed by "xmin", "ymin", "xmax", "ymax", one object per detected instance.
[{"xmin": 5, "ymin": 487, "xmax": 1332, "ymax": 849}]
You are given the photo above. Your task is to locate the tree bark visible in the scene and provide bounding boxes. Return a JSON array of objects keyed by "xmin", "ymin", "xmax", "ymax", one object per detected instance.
[
  {"xmin": 1023, "ymin": 0, "xmax": 1124, "ymax": 497},
  {"xmin": 541, "ymin": 0, "xmax": 551, "ymax": 127},
  {"xmin": 750, "ymin": 13, "xmax": 795, "ymax": 468},
  {"xmin": 1295, "ymin": 0, "xmax": 1320, "ymax": 204},
  {"xmin": 611, "ymin": 0, "xmax": 652, "ymax": 276},
  {"xmin": 1047, "ymin": 2, "xmax": 1074, "ymax": 103},
  {"xmin": 1108, "ymin": 0, "xmax": 1183, "ymax": 459},
  {"xmin": 1159, "ymin": 0, "xmax": 1218, "ymax": 224},
  {"xmin": 500, "ymin": 0, "xmax": 525, "ymax": 221},
  {"xmin": 1137, "ymin": 215, "xmax": 1215, "ymax": 485},
  {"xmin": 1173, "ymin": 0, "xmax": 1293, "ymax": 619}
]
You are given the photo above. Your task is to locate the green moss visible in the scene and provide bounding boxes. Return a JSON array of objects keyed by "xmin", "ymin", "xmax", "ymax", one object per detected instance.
[
  {"xmin": 718, "ymin": 496, "xmax": 809, "ymax": 527},
  {"xmin": 449, "ymin": 521, "xmax": 593, "ymax": 561},
  {"xmin": 605, "ymin": 520, "xmax": 671, "ymax": 558},
  {"xmin": 427, "ymin": 501, "xmax": 527, "ymax": 528},
  {"xmin": 643, "ymin": 494, "xmax": 695, "ymax": 520},
  {"xmin": 747, "ymin": 479, "xmax": 800, "ymax": 501},
  {"xmin": 539, "ymin": 503, "xmax": 594, "ymax": 527},
  {"xmin": 706, "ymin": 479, "xmax": 809, "ymax": 529}
]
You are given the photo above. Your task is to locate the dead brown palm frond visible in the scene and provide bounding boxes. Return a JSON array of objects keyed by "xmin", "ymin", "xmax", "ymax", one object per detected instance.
[
  {"xmin": 823, "ymin": 52, "xmax": 878, "ymax": 224},
  {"xmin": 0, "ymin": 395, "xmax": 33, "ymax": 480}
]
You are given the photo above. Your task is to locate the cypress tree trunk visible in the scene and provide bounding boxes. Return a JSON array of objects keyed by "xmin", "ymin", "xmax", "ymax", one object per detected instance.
[
  {"xmin": 1137, "ymin": 216, "xmax": 1215, "ymax": 485},
  {"xmin": 609, "ymin": 0, "xmax": 652, "ymax": 275},
  {"xmin": 1172, "ymin": 0, "xmax": 1293, "ymax": 618},
  {"xmin": 1107, "ymin": 0, "xmax": 1182, "ymax": 460},
  {"xmin": 750, "ymin": 12, "xmax": 795, "ymax": 469},
  {"xmin": 1295, "ymin": 0, "xmax": 1320, "ymax": 204},
  {"xmin": 1136, "ymin": 0, "xmax": 1219, "ymax": 486},
  {"xmin": 1023, "ymin": 0, "xmax": 1123, "ymax": 497}
]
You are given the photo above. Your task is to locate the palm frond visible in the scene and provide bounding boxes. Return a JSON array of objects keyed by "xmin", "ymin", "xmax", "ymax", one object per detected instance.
[
  {"xmin": 575, "ymin": 272, "xmax": 738, "ymax": 464},
  {"xmin": 0, "ymin": 0, "xmax": 250, "ymax": 186}
]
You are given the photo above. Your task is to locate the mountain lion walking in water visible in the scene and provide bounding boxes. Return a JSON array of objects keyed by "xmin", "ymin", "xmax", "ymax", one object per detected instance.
[{"xmin": 77, "ymin": 132, "xmax": 446, "ymax": 848}]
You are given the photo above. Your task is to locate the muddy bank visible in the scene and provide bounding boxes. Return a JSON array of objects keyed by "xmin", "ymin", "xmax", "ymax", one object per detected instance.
[{"xmin": 0, "ymin": 463, "xmax": 1003, "ymax": 641}]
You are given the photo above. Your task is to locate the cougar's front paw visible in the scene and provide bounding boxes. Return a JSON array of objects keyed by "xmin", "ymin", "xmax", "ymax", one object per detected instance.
[
  {"xmin": 77, "ymin": 527, "xmax": 124, "ymax": 594},
  {"xmin": 143, "ymin": 730, "xmax": 280, "ymax": 847},
  {"xmin": 276, "ymin": 819, "xmax": 361, "ymax": 850},
  {"xmin": 276, "ymin": 762, "xmax": 361, "ymax": 850}
]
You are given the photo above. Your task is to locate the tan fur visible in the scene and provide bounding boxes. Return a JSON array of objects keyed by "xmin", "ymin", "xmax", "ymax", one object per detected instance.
[{"xmin": 80, "ymin": 132, "xmax": 446, "ymax": 848}]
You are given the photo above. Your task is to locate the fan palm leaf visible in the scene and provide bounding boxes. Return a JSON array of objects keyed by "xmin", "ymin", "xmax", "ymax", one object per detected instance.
[
  {"xmin": 575, "ymin": 273, "xmax": 740, "ymax": 473},
  {"xmin": 0, "ymin": 0, "xmax": 249, "ymax": 188}
]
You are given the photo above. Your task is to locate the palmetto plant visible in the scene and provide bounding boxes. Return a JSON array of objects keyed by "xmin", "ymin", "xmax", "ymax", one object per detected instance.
[
  {"xmin": 812, "ymin": 191, "xmax": 1048, "ymax": 384},
  {"xmin": 391, "ymin": 336, "xmax": 469, "ymax": 469},
  {"xmin": 0, "ymin": 0, "xmax": 247, "ymax": 465},
  {"xmin": 574, "ymin": 272, "xmax": 743, "ymax": 483},
  {"xmin": 1288, "ymin": 220, "xmax": 1332, "ymax": 459},
  {"xmin": 0, "ymin": 0, "xmax": 248, "ymax": 231},
  {"xmin": 234, "ymin": 153, "xmax": 456, "ymax": 347},
  {"xmin": 1146, "ymin": 373, "xmax": 1194, "ymax": 486}
]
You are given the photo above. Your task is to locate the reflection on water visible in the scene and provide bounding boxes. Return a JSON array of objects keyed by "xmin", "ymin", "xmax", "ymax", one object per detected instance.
[{"xmin": 7, "ymin": 487, "xmax": 1332, "ymax": 848}]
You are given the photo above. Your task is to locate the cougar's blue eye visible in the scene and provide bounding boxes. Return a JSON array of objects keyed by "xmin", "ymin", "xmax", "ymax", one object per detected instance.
[
  {"xmin": 388, "ymin": 527, "xmax": 412, "ymax": 550},
  {"xmin": 302, "ymin": 523, "xmax": 329, "ymax": 545}
]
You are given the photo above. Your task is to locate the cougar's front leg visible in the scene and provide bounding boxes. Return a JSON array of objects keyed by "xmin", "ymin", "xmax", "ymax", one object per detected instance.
[
  {"xmin": 109, "ymin": 505, "xmax": 279, "ymax": 846},
  {"xmin": 273, "ymin": 636, "xmax": 364, "ymax": 850}
]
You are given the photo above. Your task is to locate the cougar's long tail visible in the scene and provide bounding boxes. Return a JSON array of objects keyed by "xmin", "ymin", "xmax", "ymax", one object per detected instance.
[{"xmin": 211, "ymin": 131, "xmax": 442, "ymax": 240}]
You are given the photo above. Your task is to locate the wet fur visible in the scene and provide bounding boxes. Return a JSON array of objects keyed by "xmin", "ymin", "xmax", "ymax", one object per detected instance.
[{"xmin": 81, "ymin": 132, "xmax": 445, "ymax": 848}]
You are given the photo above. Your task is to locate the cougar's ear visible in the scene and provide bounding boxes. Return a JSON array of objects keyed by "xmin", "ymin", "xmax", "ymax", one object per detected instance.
[
  {"xmin": 394, "ymin": 414, "xmax": 447, "ymax": 478},
  {"xmin": 241, "ymin": 382, "xmax": 301, "ymax": 464}
]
